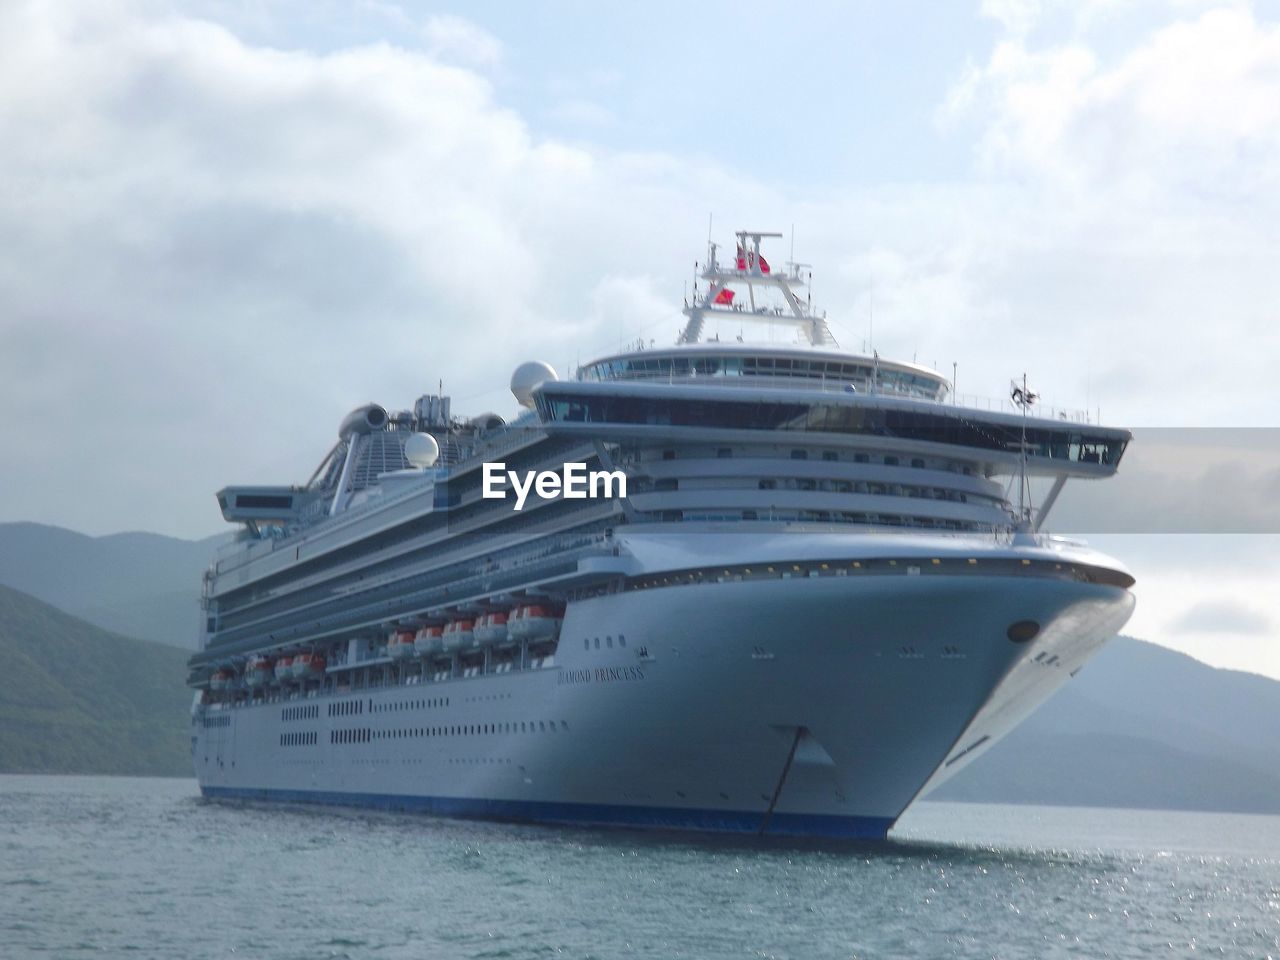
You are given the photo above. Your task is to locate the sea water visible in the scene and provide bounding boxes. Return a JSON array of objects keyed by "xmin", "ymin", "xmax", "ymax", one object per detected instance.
[{"xmin": 2, "ymin": 775, "xmax": 1277, "ymax": 959}]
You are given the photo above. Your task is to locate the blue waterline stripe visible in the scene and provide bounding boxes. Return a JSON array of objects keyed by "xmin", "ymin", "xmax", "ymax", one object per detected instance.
[{"xmin": 201, "ymin": 785, "xmax": 894, "ymax": 840}]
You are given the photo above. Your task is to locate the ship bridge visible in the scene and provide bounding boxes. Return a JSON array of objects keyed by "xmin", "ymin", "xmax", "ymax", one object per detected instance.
[{"xmin": 578, "ymin": 343, "xmax": 950, "ymax": 403}]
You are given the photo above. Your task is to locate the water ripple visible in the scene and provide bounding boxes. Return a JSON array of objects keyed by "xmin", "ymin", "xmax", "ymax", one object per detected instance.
[{"xmin": 3, "ymin": 775, "xmax": 1280, "ymax": 959}]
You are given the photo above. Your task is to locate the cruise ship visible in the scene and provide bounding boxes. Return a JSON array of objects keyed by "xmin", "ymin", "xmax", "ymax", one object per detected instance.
[{"xmin": 188, "ymin": 231, "xmax": 1135, "ymax": 839}]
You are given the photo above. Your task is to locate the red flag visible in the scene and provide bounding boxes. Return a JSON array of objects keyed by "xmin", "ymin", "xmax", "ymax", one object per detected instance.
[
  {"xmin": 735, "ymin": 245, "xmax": 771, "ymax": 274},
  {"xmin": 713, "ymin": 288, "xmax": 735, "ymax": 305}
]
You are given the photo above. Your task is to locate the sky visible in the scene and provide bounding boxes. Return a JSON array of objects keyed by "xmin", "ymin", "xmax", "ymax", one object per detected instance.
[{"xmin": 0, "ymin": 0, "xmax": 1277, "ymax": 675}]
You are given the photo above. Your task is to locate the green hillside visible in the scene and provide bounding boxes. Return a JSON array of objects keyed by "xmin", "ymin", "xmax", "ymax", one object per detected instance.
[
  {"xmin": 0, "ymin": 522, "xmax": 228, "ymax": 648},
  {"xmin": 0, "ymin": 584, "xmax": 192, "ymax": 775}
]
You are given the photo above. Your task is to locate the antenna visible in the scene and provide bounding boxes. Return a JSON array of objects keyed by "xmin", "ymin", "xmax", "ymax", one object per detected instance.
[{"xmin": 868, "ymin": 279, "xmax": 874, "ymax": 354}]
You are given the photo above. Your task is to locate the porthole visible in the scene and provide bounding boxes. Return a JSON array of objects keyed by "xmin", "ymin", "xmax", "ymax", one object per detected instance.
[{"xmin": 1007, "ymin": 620, "xmax": 1041, "ymax": 644}]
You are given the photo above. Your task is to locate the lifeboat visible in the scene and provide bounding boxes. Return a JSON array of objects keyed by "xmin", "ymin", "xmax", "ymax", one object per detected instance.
[
  {"xmin": 441, "ymin": 618, "xmax": 474, "ymax": 653},
  {"xmin": 246, "ymin": 656, "xmax": 271, "ymax": 687},
  {"xmin": 210, "ymin": 669, "xmax": 231, "ymax": 691},
  {"xmin": 414, "ymin": 625, "xmax": 443, "ymax": 656},
  {"xmin": 508, "ymin": 604, "xmax": 563, "ymax": 641},
  {"xmin": 273, "ymin": 656, "xmax": 293, "ymax": 681},
  {"xmin": 474, "ymin": 611, "xmax": 509, "ymax": 647},
  {"xmin": 292, "ymin": 652, "xmax": 324, "ymax": 679},
  {"xmin": 388, "ymin": 630, "xmax": 416, "ymax": 660}
]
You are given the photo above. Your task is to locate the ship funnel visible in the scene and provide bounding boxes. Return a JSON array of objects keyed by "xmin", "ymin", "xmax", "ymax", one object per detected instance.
[
  {"xmin": 511, "ymin": 361, "xmax": 558, "ymax": 408},
  {"xmin": 338, "ymin": 403, "xmax": 388, "ymax": 439}
]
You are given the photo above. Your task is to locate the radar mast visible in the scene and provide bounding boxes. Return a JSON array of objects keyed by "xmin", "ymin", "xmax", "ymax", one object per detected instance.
[{"xmin": 680, "ymin": 230, "xmax": 837, "ymax": 347}]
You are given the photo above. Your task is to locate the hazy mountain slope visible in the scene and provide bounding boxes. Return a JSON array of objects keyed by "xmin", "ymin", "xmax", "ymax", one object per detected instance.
[
  {"xmin": 934, "ymin": 637, "xmax": 1280, "ymax": 812},
  {"xmin": 0, "ymin": 522, "xmax": 225, "ymax": 647},
  {"xmin": 0, "ymin": 584, "xmax": 192, "ymax": 775}
]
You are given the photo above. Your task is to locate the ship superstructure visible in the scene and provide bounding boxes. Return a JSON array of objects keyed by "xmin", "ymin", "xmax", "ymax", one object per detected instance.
[{"xmin": 188, "ymin": 232, "xmax": 1135, "ymax": 839}]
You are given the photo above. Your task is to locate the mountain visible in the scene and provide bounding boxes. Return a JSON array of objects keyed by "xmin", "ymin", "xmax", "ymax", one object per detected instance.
[
  {"xmin": 0, "ymin": 522, "xmax": 226, "ymax": 648},
  {"xmin": 933, "ymin": 636, "xmax": 1280, "ymax": 813},
  {"xmin": 0, "ymin": 584, "xmax": 192, "ymax": 775}
]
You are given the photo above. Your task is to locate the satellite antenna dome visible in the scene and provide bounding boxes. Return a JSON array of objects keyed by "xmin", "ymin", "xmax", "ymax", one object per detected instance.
[
  {"xmin": 510, "ymin": 361, "xmax": 558, "ymax": 408},
  {"xmin": 404, "ymin": 432, "xmax": 440, "ymax": 469}
]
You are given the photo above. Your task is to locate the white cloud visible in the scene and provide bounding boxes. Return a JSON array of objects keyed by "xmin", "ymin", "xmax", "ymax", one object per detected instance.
[
  {"xmin": 420, "ymin": 13, "xmax": 502, "ymax": 69},
  {"xmin": 0, "ymin": 0, "xmax": 765, "ymax": 538},
  {"xmin": 1171, "ymin": 598, "xmax": 1272, "ymax": 635},
  {"xmin": 952, "ymin": 5, "xmax": 1280, "ymax": 199},
  {"xmin": 927, "ymin": 2, "xmax": 1280, "ymax": 431},
  {"xmin": 1116, "ymin": 540, "xmax": 1280, "ymax": 679},
  {"xmin": 0, "ymin": 0, "xmax": 1277, "ymax": 537}
]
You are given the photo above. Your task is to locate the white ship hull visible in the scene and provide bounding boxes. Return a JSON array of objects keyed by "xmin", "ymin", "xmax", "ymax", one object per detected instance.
[{"xmin": 194, "ymin": 535, "xmax": 1134, "ymax": 839}]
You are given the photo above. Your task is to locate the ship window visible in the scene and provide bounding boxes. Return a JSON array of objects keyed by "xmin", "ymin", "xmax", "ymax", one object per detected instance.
[
  {"xmin": 717, "ymin": 448, "xmax": 733, "ymax": 458},
  {"xmin": 759, "ymin": 479, "xmax": 777, "ymax": 490},
  {"xmin": 606, "ymin": 636, "xmax": 613, "ymax": 648},
  {"xmin": 618, "ymin": 635, "xmax": 626, "ymax": 647},
  {"xmin": 912, "ymin": 458, "xmax": 926, "ymax": 469},
  {"xmin": 822, "ymin": 450, "xmax": 838, "ymax": 461},
  {"xmin": 791, "ymin": 449, "xmax": 808, "ymax": 460},
  {"xmin": 884, "ymin": 456, "xmax": 899, "ymax": 466},
  {"xmin": 584, "ymin": 638, "xmax": 589, "ymax": 650},
  {"xmin": 662, "ymin": 450, "xmax": 676, "ymax": 461},
  {"xmin": 235, "ymin": 494, "xmax": 293, "ymax": 510},
  {"xmin": 593, "ymin": 637, "xmax": 600, "ymax": 649},
  {"xmin": 854, "ymin": 453, "xmax": 869, "ymax": 463}
]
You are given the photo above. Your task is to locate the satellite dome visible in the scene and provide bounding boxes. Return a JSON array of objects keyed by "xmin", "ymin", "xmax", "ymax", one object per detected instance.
[
  {"xmin": 511, "ymin": 361, "xmax": 558, "ymax": 408},
  {"xmin": 404, "ymin": 432, "xmax": 440, "ymax": 468}
]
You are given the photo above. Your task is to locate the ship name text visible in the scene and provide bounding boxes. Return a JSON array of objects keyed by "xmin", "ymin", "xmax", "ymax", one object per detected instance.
[{"xmin": 558, "ymin": 666, "xmax": 646, "ymax": 686}]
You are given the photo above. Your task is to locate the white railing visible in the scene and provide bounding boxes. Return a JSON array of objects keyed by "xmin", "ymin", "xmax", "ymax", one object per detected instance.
[
  {"xmin": 577, "ymin": 371, "xmax": 944, "ymax": 402},
  {"xmin": 952, "ymin": 393, "xmax": 1093, "ymax": 424},
  {"xmin": 574, "ymin": 370, "xmax": 1098, "ymax": 423}
]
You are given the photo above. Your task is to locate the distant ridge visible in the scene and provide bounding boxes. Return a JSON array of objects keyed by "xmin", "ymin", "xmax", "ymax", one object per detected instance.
[
  {"xmin": 0, "ymin": 521, "xmax": 227, "ymax": 648},
  {"xmin": 0, "ymin": 584, "xmax": 191, "ymax": 775},
  {"xmin": 934, "ymin": 637, "xmax": 1280, "ymax": 813}
]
